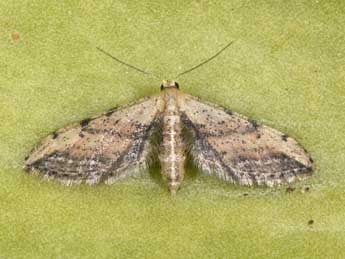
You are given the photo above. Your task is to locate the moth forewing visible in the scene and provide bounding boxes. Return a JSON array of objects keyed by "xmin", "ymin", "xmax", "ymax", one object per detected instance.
[
  {"xmin": 179, "ymin": 93, "xmax": 313, "ymax": 187},
  {"xmin": 25, "ymin": 95, "xmax": 162, "ymax": 185}
]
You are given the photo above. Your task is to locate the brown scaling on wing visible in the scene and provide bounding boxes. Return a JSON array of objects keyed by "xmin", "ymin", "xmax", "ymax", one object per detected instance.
[
  {"xmin": 25, "ymin": 96, "xmax": 164, "ymax": 185},
  {"xmin": 179, "ymin": 94, "xmax": 313, "ymax": 187}
]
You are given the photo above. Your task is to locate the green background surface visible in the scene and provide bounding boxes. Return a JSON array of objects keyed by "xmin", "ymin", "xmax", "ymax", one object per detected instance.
[{"xmin": 1, "ymin": 0, "xmax": 345, "ymax": 258}]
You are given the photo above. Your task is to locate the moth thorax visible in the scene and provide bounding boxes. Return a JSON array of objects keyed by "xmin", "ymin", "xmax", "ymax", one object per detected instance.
[{"xmin": 161, "ymin": 80, "xmax": 179, "ymax": 90}]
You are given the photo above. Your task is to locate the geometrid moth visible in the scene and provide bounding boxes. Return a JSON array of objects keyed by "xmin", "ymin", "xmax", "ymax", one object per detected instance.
[{"xmin": 24, "ymin": 43, "xmax": 313, "ymax": 194}]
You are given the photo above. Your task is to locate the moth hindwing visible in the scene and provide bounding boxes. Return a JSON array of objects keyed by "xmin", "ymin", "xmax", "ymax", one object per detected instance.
[{"xmin": 25, "ymin": 80, "xmax": 313, "ymax": 193}]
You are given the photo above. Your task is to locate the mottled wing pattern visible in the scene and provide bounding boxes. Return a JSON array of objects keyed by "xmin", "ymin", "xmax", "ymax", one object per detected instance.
[
  {"xmin": 180, "ymin": 94, "xmax": 313, "ymax": 186},
  {"xmin": 25, "ymin": 96, "xmax": 162, "ymax": 185}
]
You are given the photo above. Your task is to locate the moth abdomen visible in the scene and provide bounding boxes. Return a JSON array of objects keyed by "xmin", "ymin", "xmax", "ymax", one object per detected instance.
[{"xmin": 159, "ymin": 89, "xmax": 187, "ymax": 194}]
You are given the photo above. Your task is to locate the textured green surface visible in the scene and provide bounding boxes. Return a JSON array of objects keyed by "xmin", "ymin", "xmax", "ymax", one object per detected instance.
[{"xmin": 1, "ymin": 0, "xmax": 345, "ymax": 258}]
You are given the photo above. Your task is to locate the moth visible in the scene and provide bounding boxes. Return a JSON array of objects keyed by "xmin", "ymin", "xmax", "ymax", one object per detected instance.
[{"xmin": 24, "ymin": 43, "xmax": 313, "ymax": 194}]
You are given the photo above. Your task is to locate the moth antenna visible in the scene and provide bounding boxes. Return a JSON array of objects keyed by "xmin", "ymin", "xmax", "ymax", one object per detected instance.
[
  {"xmin": 97, "ymin": 47, "xmax": 159, "ymax": 79},
  {"xmin": 175, "ymin": 41, "xmax": 234, "ymax": 78}
]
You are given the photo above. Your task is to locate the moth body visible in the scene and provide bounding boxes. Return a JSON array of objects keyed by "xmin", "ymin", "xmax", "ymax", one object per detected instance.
[{"xmin": 159, "ymin": 84, "xmax": 186, "ymax": 194}]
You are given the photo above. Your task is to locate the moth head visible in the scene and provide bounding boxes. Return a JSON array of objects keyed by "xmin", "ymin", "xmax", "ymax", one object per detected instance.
[{"xmin": 161, "ymin": 80, "xmax": 179, "ymax": 90}]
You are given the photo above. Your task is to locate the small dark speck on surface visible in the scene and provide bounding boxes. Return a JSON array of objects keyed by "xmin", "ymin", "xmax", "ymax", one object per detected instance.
[
  {"xmin": 301, "ymin": 186, "xmax": 310, "ymax": 193},
  {"xmin": 11, "ymin": 31, "xmax": 20, "ymax": 40},
  {"xmin": 308, "ymin": 219, "xmax": 314, "ymax": 225}
]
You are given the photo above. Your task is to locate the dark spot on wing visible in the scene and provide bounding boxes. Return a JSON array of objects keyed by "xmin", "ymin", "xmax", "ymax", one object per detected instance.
[
  {"xmin": 105, "ymin": 106, "xmax": 118, "ymax": 117},
  {"xmin": 302, "ymin": 147, "xmax": 309, "ymax": 153},
  {"xmin": 308, "ymin": 219, "xmax": 314, "ymax": 225},
  {"xmin": 237, "ymin": 155, "xmax": 248, "ymax": 162},
  {"xmin": 224, "ymin": 108, "xmax": 233, "ymax": 115},
  {"xmin": 108, "ymin": 106, "xmax": 118, "ymax": 112},
  {"xmin": 282, "ymin": 134, "xmax": 288, "ymax": 141},
  {"xmin": 249, "ymin": 119, "xmax": 258, "ymax": 129},
  {"xmin": 80, "ymin": 118, "xmax": 92, "ymax": 127}
]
